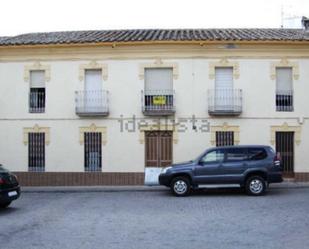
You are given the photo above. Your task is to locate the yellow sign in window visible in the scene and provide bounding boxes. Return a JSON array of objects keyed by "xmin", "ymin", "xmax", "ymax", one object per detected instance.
[{"xmin": 153, "ymin": 96, "xmax": 166, "ymax": 105}]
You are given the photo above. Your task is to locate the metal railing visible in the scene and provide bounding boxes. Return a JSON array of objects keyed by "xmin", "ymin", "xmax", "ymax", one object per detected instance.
[
  {"xmin": 84, "ymin": 132, "xmax": 102, "ymax": 172},
  {"xmin": 75, "ymin": 90, "xmax": 109, "ymax": 116},
  {"xmin": 29, "ymin": 90, "xmax": 45, "ymax": 113},
  {"xmin": 28, "ymin": 133, "xmax": 45, "ymax": 172},
  {"xmin": 142, "ymin": 89, "xmax": 175, "ymax": 115},
  {"xmin": 208, "ymin": 89, "xmax": 242, "ymax": 115},
  {"xmin": 276, "ymin": 90, "xmax": 294, "ymax": 112}
]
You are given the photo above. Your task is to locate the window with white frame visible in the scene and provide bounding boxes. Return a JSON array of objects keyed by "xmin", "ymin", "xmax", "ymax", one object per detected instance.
[
  {"xmin": 276, "ymin": 67, "xmax": 293, "ymax": 112},
  {"xmin": 214, "ymin": 67, "xmax": 234, "ymax": 110},
  {"xmin": 29, "ymin": 70, "xmax": 46, "ymax": 113},
  {"xmin": 144, "ymin": 68, "xmax": 174, "ymax": 111}
]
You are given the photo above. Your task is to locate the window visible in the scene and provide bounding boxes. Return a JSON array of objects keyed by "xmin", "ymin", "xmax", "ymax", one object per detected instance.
[
  {"xmin": 144, "ymin": 68, "xmax": 174, "ymax": 110},
  {"xmin": 216, "ymin": 131, "xmax": 234, "ymax": 147},
  {"xmin": 84, "ymin": 132, "xmax": 102, "ymax": 171},
  {"xmin": 200, "ymin": 149, "xmax": 225, "ymax": 164},
  {"xmin": 248, "ymin": 148, "xmax": 267, "ymax": 161},
  {"xmin": 276, "ymin": 68, "xmax": 293, "ymax": 112},
  {"xmin": 214, "ymin": 67, "xmax": 234, "ymax": 111},
  {"xmin": 28, "ymin": 133, "xmax": 45, "ymax": 172},
  {"xmin": 29, "ymin": 70, "xmax": 45, "ymax": 113},
  {"xmin": 225, "ymin": 148, "xmax": 247, "ymax": 162}
]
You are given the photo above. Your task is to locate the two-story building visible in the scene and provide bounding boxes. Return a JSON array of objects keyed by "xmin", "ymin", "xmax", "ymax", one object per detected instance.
[{"xmin": 1, "ymin": 23, "xmax": 309, "ymax": 186}]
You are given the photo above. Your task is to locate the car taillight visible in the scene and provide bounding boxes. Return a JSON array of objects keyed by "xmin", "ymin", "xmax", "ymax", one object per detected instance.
[{"xmin": 0, "ymin": 177, "xmax": 5, "ymax": 184}]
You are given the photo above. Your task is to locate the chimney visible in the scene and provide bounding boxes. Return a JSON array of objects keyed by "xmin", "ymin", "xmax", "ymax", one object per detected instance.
[{"xmin": 302, "ymin": 16, "xmax": 309, "ymax": 30}]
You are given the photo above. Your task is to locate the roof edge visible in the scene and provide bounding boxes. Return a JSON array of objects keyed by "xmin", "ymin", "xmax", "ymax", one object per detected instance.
[{"xmin": 1, "ymin": 39, "xmax": 309, "ymax": 49}]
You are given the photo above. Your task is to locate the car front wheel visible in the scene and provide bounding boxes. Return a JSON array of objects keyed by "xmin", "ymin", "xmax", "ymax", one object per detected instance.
[
  {"xmin": 245, "ymin": 176, "xmax": 266, "ymax": 196},
  {"xmin": 171, "ymin": 177, "xmax": 191, "ymax": 197}
]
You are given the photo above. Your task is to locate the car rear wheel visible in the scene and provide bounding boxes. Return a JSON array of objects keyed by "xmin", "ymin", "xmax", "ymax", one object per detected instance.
[
  {"xmin": 0, "ymin": 201, "xmax": 11, "ymax": 208},
  {"xmin": 171, "ymin": 177, "xmax": 191, "ymax": 197},
  {"xmin": 245, "ymin": 176, "xmax": 266, "ymax": 196}
]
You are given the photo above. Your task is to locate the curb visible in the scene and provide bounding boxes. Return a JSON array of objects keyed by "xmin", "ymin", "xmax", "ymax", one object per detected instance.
[{"xmin": 20, "ymin": 183, "xmax": 309, "ymax": 193}]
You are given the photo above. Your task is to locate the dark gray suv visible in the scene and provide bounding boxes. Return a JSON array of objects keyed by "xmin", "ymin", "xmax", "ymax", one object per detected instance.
[{"xmin": 159, "ymin": 145, "xmax": 283, "ymax": 196}]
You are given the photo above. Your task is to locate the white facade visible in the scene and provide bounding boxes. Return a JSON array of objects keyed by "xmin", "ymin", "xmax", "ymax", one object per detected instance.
[{"xmin": 0, "ymin": 43, "xmax": 308, "ymax": 184}]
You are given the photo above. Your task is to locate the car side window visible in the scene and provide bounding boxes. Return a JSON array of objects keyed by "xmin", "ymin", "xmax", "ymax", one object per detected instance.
[
  {"xmin": 248, "ymin": 148, "xmax": 267, "ymax": 161},
  {"xmin": 200, "ymin": 150, "xmax": 225, "ymax": 164},
  {"xmin": 225, "ymin": 148, "xmax": 247, "ymax": 162}
]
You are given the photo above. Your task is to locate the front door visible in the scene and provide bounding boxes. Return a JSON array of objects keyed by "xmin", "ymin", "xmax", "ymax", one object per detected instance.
[
  {"xmin": 276, "ymin": 132, "xmax": 294, "ymax": 177},
  {"xmin": 145, "ymin": 131, "xmax": 173, "ymax": 167}
]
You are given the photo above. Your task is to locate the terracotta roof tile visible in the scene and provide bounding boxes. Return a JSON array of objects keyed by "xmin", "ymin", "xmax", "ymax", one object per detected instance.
[{"xmin": 0, "ymin": 29, "xmax": 309, "ymax": 46}]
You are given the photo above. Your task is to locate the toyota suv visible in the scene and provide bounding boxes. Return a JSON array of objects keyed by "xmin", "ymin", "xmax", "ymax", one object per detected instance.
[{"xmin": 159, "ymin": 145, "xmax": 283, "ymax": 196}]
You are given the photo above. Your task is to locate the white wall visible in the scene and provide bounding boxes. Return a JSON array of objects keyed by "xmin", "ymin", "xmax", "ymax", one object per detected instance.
[{"xmin": 0, "ymin": 57, "xmax": 308, "ymax": 172}]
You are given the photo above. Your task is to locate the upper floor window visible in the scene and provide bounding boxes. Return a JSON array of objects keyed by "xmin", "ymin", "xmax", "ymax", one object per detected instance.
[
  {"xmin": 75, "ymin": 69, "xmax": 109, "ymax": 116},
  {"xmin": 214, "ymin": 67, "xmax": 235, "ymax": 110},
  {"xmin": 29, "ymin": 70, "xmax": 45, "ymax": 113},
  {"xmin": 143, "ymin": 68, "xmax": 175, "ymax": 114},
  {"xmin": 208, "ymin": 67, "xmax": 242, "ymax": 115},
  {"xmin": 276, "ymin": 67, "xmax": 293, "ymax": 112}
]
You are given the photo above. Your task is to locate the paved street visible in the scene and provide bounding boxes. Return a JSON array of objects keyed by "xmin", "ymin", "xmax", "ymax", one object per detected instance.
[{"xmin": 1, "ymin": 187, "xmax": 309, "ymax": 249}]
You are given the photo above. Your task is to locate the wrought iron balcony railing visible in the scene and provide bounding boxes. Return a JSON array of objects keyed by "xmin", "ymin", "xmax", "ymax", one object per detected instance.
[
  {"xmin": 75, "ymin": 90, "xmax": 109, "ymax": 116},
  {"xmin": 142, "ymin": 89, "xmax": 175, "ymax": 116},
  {"xmin": 29, "ymin": 90, "xmax": 45, "ymax": 113},
  {"xmin": 208, "ymin": 89, "xmax": 242, "ymax": 116},
  {"xmin": 276, "ymin": 90, "xmax": 294, "ymax": 112}
]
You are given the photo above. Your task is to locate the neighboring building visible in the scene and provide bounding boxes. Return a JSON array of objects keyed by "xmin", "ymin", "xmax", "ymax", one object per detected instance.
[{"xmin": 0, "ymin": 24, "xmax": 309, "ymax": 186}]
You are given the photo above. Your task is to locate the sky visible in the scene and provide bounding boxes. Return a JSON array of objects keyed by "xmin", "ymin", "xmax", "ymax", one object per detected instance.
[{"xmin": 0, "ymin": 0, "xmax": 309, "ymax": 36}]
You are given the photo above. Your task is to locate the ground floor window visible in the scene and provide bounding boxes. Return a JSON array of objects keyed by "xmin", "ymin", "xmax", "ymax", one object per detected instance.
[
  {"xmin": 28, "ymin": 132, "xmax": 45, "ymax": 172},
  {"xmin": 215, "ymin": 131, "xmax": 234, "ymax": 147},
  {"xmin": 84, "ymin": 132, "xmax": 102, "ymax": 172}
]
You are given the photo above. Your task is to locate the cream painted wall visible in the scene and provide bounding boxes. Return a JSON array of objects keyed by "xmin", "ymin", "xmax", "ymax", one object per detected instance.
[{"xmin": 0, "ymin": 55, "xmax": 308, "ymax": 173}]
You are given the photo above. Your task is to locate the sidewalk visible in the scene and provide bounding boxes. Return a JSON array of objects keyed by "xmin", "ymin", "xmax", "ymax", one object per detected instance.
[{"xmin": 21, "ymin": 182, "xmax": 309, "ymax": 193}]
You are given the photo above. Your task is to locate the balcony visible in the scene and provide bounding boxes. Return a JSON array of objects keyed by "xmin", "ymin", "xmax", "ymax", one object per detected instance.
[
  {"xmin": 276, "ymin": 90, "xmax": 293, "ymax": 112},
  {"xmin": 208, "ymin": 89, "xmax": 242, "ymax": 116},
  {"xmin": 29, "ymin": 89, "xmax": 45, "ymax": 113},
  {"xmin": 142, "ymin": 90, "xmax": 175, "ymax": 116},
  {"xmin": 75, "ymin": 90, "xmax": 109, "ymax": 117}
]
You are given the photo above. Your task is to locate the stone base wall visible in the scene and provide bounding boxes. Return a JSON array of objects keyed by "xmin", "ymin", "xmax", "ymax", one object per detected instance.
[{"xmin": 14, "ymin": 172, "xmax": 145, "ymax": 186}]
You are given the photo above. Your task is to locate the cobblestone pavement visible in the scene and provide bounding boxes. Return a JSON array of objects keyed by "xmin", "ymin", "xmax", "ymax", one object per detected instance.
[{"xmin": 1, "ymin": 187, "xmax": 309, "ymax": 249}]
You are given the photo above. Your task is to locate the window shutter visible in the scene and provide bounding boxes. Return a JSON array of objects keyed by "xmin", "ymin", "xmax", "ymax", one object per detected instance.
[
  {"xmin": 276, "ymin": 68, "xmax": 293, "ymax": 92},
  {"xmin": 30, "ymin": 70, "xmax": 45, "ymax": 88},
  {"xmin": 85, "ymin": 69, "xmax": 102, "ymax": 91},
  {"xmin": 215, "ymin": 67, "xmax": 233, "ymax": 89},
  {"xmin": 145, "ymin": 68, "xmax": 173, "ymax": 91}
]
